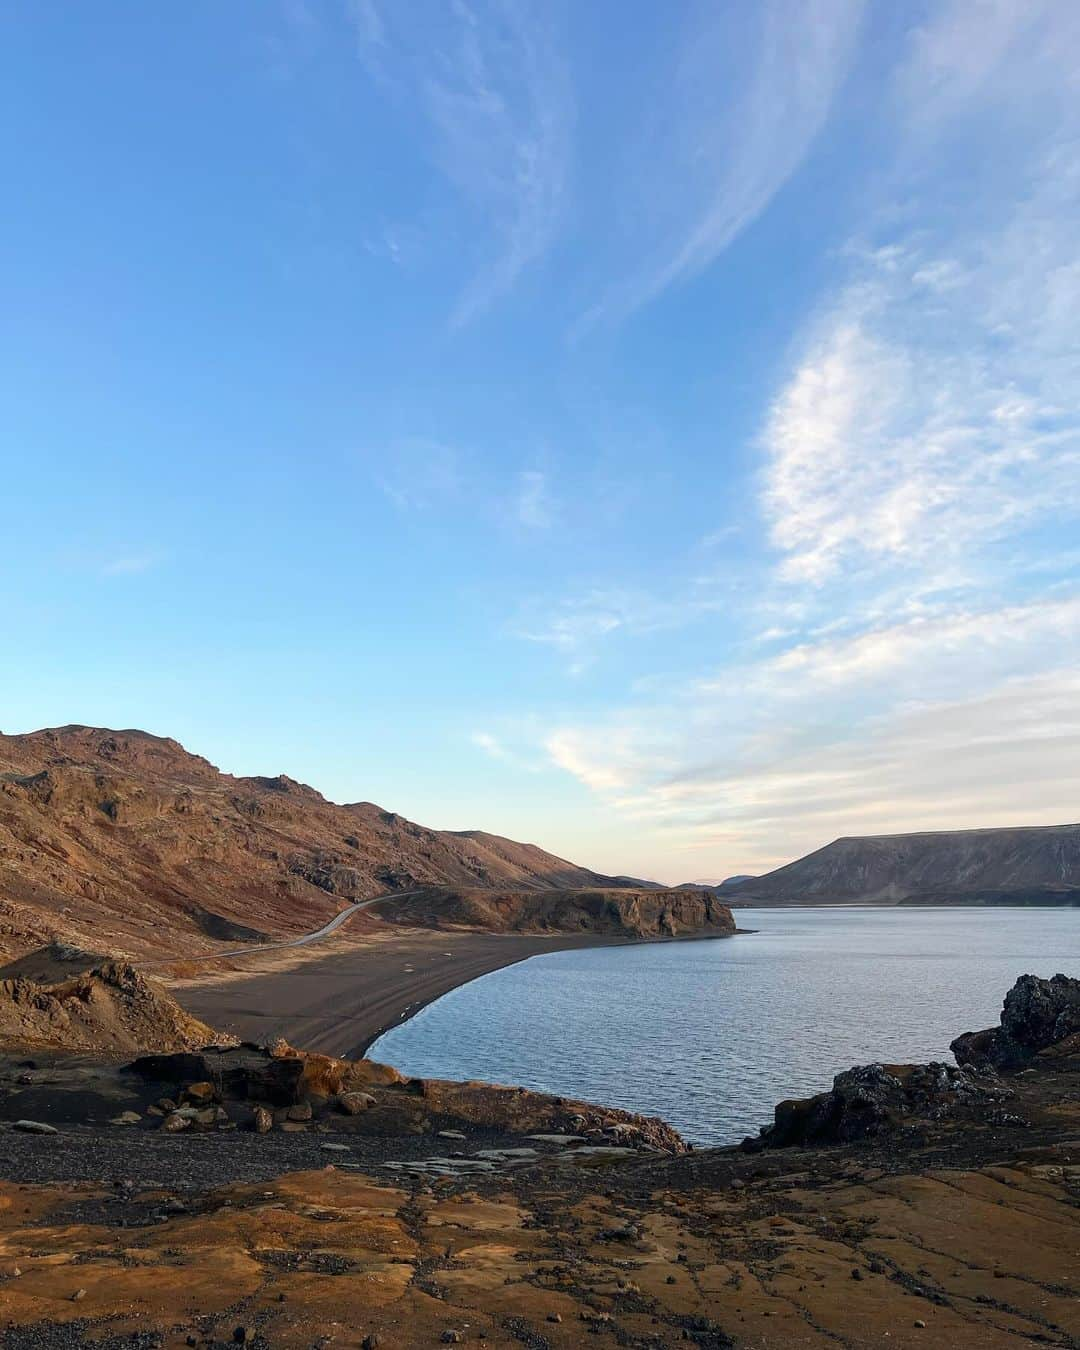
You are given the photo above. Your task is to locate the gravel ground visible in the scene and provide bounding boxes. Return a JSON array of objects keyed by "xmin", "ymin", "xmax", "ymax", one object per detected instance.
[{"xmin": 0, "ymin": 1122, "xmax": 523, "ymax": 1190}]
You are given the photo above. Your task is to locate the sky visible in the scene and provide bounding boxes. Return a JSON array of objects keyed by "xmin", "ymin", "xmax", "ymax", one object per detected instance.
[{"xmin": 3, "ymin": 1, "xmax": 1079, "ymax": 883}]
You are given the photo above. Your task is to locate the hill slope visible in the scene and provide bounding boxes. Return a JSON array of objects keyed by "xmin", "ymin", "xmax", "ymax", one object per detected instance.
[
  {"xmin": 0, "ymin": 725, "xmax": 629, "ymax": 959},
  {"xmin": 726, "ymin": 824, "xmax": 1080, "ymax": 906}
]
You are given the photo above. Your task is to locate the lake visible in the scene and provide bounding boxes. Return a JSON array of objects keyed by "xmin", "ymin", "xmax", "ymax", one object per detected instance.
[{"xmin": 368, "ymin": 907, "xmax": 1080, "ymax": 1146}]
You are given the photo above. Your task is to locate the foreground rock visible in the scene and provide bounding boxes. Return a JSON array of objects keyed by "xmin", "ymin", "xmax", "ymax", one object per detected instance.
[
  {"xmin": 0, "ymin": 974, "xmax": 1077, "ymax": 1347},
  {"xmin": 746, "ymin": 1060, "xmax": 1019, "ymax": 1149},
  {"xmin": 748, "ymin": 975, "xmax": 1080, "ymax": 1151},
  {"xmin": 952, "ymin": 972, "xmax": 1080, "ymax": 1068},
  {"xmin": 122, "ymin": 1040, "xmax": 687, "ymax": 1151},
  {"xmin": 0, "ymin": 1053, "xmax": 1077, "ymax": 1348},
  {"xmin": 0, "ymin": 960, "xmax": 220, "ymax": 1053}
]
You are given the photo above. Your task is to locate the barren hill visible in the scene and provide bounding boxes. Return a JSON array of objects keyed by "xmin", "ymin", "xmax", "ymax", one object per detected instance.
[
  {"xmin": 725, "ymin": 823, "xmax": 1080, "ymax": 906},
  {"xmin": 0, "ymin": 725, "xmax": 629, "ymax": 960}
]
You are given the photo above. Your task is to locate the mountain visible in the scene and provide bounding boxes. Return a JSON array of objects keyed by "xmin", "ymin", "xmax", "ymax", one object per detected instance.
[
  {"xmin": 673, "ymin": 875, "xmax": 757, "ymax": 894},
  {"xmin": 0, "ymin": 725, "xmax": 633, "ymax": 960},
  {"xmin": 724, "ymin": 824, "xmax": 1080, "ymax": 906}
]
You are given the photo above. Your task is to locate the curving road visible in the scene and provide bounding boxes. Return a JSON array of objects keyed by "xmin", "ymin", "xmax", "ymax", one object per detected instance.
[{"xmin": 168, "ymin": 890, "xmax": 423, "ymax": 967}]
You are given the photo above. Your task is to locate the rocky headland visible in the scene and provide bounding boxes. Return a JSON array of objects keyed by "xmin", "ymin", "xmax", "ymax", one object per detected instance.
[
  {"xmin": 0, "ymin": 973, "xmax": 1077, "ymax": 1347},
  {"xmin": 376, "ymin": 887, "xmax": 736, "ymax": 939}
]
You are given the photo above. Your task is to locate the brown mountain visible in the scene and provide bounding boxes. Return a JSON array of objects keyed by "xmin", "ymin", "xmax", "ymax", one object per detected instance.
[
  {"xmin": 725, "ymin": 823, "xmax": 1080, "ymax": 906},
  {"xmin": 0, "ymin": 725, "xmax": 631, "ymax": 960}
]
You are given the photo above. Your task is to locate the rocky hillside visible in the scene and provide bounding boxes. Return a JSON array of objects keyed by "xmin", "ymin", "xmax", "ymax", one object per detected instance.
[
  {"xmin": 0, "ymin": 725, "xmax": 631, "ymax": 959},
  {"xmin": 378, "ymin": 887, "xmax": 736, "ymax": 938},
  {"xmin": 725, "ymin": 823, "xmax": 1080, "ymax": 906}
]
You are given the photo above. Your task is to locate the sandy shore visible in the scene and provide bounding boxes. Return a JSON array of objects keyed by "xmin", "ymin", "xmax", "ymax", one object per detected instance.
[{"xmin": 174, "ymin": 927, "xmax": 627, "ymax": 1059}]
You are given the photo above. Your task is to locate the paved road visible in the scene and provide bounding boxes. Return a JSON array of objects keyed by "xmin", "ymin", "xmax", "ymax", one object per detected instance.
[{"xmin": 166, "ymin": 890, "xmax": 423, "ymax": 967}]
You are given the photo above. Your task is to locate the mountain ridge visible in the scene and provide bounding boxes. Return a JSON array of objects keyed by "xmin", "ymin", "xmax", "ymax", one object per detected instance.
[
  {"xmin": 0, "ymin": 725, "xmax": 635, "ymax": 960},
  {"xmin": 724, "ymin": 822, "xmax": 1080, "ymax": 906}
]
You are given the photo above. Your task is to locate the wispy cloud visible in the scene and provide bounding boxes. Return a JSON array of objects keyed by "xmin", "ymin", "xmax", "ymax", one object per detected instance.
[
  {"xmin": 350, "ymin": 0, "xmax": 572, "ymax": 324},
  {"xmin": 543, "ymin": 593, "xmax": 1080, "ymax": 870},
  {"xmin": 531, "ymin": 2, "xmax": 1080, "ymax": 875},
  {"xmin": 512, "ymin": 469, "xmax": 554, "ymax": 530},
  {"xmin": 763, "ymin": 216, "xmax": 1080, "ymax": 585},
  {"xmin": 375, "ymin": 439, "xmax": 463, "ymax": 511},
  {"xmin": 471, "ymin": 729, "xmax": 541, "ymax": 772},
  {"xmin": 578, "ymin": 0, "xmax": 864, "ymax": 330},
  {"xmin": 100, "ymin": 555, "xmax": 158, "ymax": 578},
  {"xmin": 514, "ymin": 585, "xmax": 727, "ymax": 670}
]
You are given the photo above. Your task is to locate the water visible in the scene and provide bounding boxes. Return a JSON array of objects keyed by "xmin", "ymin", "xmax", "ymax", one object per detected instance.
[{"xmin": 369, "ymin": 907, "xmax": 1080, "ymax": 1146}]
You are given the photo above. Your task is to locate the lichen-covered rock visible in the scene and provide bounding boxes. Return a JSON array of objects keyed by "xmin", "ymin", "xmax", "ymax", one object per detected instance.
[
  {"xmin": 952, "ymin": 973, "xmax": 1080, "ymax": 1068},
  {"xmin": 746, "ymin": 1060, "xmax": 1015, "ymax": 1150}
]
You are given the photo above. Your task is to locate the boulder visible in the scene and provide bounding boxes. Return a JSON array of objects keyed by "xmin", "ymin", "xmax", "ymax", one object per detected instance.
[
  {"xmin": 127, "ymin": 1045, "xmax": 305, "ymax": 1105},
  {"xmin": 338, "ymin": 1091, "xmax": 377, "ymax": 1115},
  {"xmin": 252, "ymin": 1105, "xmax": 272, "ymax": 1134},
  {"xmin": 952, "ymin": 974, "xmax": 1080, "ymax": 1069}
]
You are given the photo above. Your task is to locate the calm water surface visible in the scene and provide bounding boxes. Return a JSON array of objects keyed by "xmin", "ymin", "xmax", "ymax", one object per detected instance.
[{"xmin": 369, "ymin": 907, "xmax": 1079, "ymax": 1146}]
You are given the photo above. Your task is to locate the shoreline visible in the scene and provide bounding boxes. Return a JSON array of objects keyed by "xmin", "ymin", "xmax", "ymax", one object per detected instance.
[{"xmin": 175, "ymin": 925, "xmax": 740, "ymax": 1062}]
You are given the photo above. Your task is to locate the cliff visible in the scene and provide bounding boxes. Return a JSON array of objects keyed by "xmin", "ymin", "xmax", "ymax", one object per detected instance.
[
  {"xmin": 726, "ymin": 822, "xmax": 1080, "ymax": 906},
  {"xmin": 376, "ymin": 886, "xmax": 737, "ymax": 938},
  {"xmin": 0, "ymin": 725, "xmax": 633, "ymax": 959}
]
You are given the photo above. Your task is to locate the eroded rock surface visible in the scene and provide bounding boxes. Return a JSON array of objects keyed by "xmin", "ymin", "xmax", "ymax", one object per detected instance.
[{"xmin": 0, "ymin": 961, "xmax": 219, "ymax": 1053}]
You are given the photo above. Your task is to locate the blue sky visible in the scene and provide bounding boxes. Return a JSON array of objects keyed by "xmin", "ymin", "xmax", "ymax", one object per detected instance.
[{"xmin": 3, "ymin": 1, "xmax": 1079, "ymax": 882}]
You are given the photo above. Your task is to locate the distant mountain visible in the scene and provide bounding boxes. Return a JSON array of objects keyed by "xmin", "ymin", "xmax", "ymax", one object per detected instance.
[
  {"xmin": 672, "ymin": 875, "xmax": 758, "ymax": 895},
  {"xmin": 0, "ymin": 725, "xmax": 639, "ymax": 960},
  {"xmin": 724, "ymin": 825, "xmax": 1080, "ymax": 906}
]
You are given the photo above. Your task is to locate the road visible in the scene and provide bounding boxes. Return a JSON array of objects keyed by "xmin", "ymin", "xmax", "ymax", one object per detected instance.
[{"xmin": 167, "ymin": 890, "xmax": 423, "ymax": 966}]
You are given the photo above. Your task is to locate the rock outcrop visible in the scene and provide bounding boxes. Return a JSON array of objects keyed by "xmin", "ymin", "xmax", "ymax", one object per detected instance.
[
  {"xmin": 750, "ymin": 973, "xmax": 1080, "ymax": 1149},
  {"xmin": 0, "ymin": 724, "xmax": 644, "ymax": 959},
  {"xmin": 123, "ymin": 1040, "xmax": 686, "ymax": 1150},
  {"xmin": 745, "ymin": 1060, "xmax": 1017, "ymax": 1149},
  {"xmin": 951, "ymin": 972, "xmax": 1080, "ymax": 1068},
  {"xmin": 0, "ymin": 962, "xmax": 219, "ymax": 1053},
  {"xmin": 376, "ymin": 886, "xmax": 736, "ymax": 938}
]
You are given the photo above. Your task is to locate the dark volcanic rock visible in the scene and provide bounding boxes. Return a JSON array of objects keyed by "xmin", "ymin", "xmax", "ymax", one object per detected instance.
[
  {"xmin": 126, "ymin": 1045, "xmax": 306, "ymax": 1106},
  {"xmin": 951, "ymin": 972, "xmax": 1080, "ymax": 1068},
  {"xmin": 745, "ymin": 1060, "xmax": 1014, "ymax": 1150}
]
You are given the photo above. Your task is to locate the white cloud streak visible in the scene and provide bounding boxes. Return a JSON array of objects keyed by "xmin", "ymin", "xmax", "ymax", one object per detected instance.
[
  {"xmin": 579, "ymin": 0, "xmax": 864, "ymax": 329},
  {"xmin": 350, "ymin": 0, "xmax": 571, "ymax": 324}
]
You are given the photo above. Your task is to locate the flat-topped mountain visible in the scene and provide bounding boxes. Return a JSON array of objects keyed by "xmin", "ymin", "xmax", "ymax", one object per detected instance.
[
  {"xmin": 725, "ymin": 823, "xmax": 1080, "ymax": 906},
  {"xmin": 0, "ymin": 725, "xmax": 633, "ymax": 959}
]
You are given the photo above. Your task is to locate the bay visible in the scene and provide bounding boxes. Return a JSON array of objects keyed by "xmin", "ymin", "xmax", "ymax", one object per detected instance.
[{"xmin": 369, "ymin": 906, "xmax": 1080, "ymax": 1145}]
